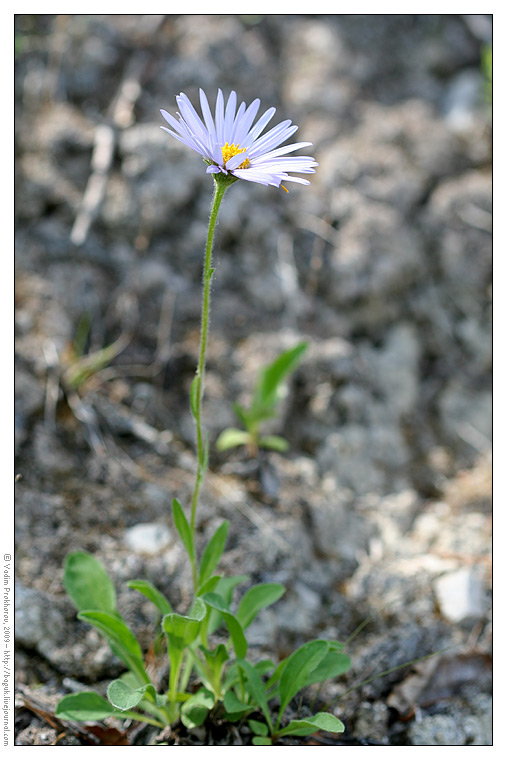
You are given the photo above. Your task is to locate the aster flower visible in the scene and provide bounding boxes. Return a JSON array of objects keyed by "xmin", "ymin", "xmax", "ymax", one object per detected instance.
[{"xmin": 160, "ymin": 89, "xmax": 317, "ymax": 189}]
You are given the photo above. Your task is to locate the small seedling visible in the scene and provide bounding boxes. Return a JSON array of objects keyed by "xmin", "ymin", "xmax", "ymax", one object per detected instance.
[{"xmin": 216, "ymin": 342, "xmax": 308, "ymax": 456}]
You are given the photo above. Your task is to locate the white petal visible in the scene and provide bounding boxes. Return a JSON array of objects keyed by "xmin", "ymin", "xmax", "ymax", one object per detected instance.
[
  {"xmin": 199, "ymin": 89, "xmax": 217, "ymax": 143},
  {"xmin": 232, "ymin": 98, "xmax": 261, "ymax": 144},
  {"xmin": 215, "ymin": 89, "xmax": 225, "ymax": 144},
  {"xmin": 243, "ymin": 106, "xmax": 276, "ymax": 146},
  {"xmin": 224, "ymin": 91, "xmax": 237, "ymax": 140}
]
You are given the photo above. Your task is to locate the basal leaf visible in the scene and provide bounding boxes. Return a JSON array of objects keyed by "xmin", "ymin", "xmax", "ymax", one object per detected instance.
[
  {"xmin": 278, "ymin": 640, "xmax": 329, "ymax": 719},
  {"xmin": 216, "ymin": 428, "xmax": 252, "ymax": 451},
  {"xmin": 248, "ymin": 719, "xmax": 269, "ymax": 736},
  {"xmin": 202, "ymin": 593, "xmax": 247, "ymax": 659},
  {"xmin": 305, "ymin": 651, "xmax": 351, "ymax": 686},
  {"xmin": 181, "ymin": 688, "xmax": 215, "ymax": 729},
  {"xmin": 172, "ymin": 498, "xmax": 195, "ymax": 563},
  {"xmin": 56, "ymin": 691, "xmax": 117, "ymax": 722},
  {"xmin": 223, "ymin": 690, "xmax": 252, "ymax": 715},
  {"xmin": 127, "ymin": 579, "xmax": 172, "ymax": 617},
  {"xmin": 107, "ymin": 680, "xmax": 157, "ymax": 711},
  {"xmin": 252, "ymin": 736, "xmax": 272, "ymax": 745},
  {"xmin": 64, "ymin": 552, "xmax": 116, "ymax": 614},
  {"xmin": 198, "ymin": 521, "xmax": 229, "ymax": 587},
  {"xmin": 236, "ymin": 583, "xmax": 285, "ymax": 629},
  {"xmin": 259, "ymin": 435, "xmax": 289, "ymax": 452},
  {"xmin": 277, "ymin": 711, "xmax": 345, "ymax": 738},
  {"xmin": 236, "ymin": 658, "xmax": 273, "ymax": 732},
  {"xmin": 78, "ymin": 611, "xmax": 148, "ymax": 684}
]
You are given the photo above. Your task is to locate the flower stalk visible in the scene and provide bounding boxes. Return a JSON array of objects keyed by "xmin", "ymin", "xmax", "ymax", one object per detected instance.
[{"xmin": 189, "ymin": 173, "xmax": 236, "ymax": 589}]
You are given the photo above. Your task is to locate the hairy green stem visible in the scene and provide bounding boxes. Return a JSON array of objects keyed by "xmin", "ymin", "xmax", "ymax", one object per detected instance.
[{"xmin": 189, "ymin": 175, "xmax": 232, "ymax": 589}]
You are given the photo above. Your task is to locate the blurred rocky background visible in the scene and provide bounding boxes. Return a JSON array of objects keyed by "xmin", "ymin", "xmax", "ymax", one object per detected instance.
[{"xmin": 15, "ymin": 15, "xmax": 491, "ymax": 745}]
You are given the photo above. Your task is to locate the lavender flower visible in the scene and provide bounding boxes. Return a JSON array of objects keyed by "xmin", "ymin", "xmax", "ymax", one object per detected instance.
[{"xmin": 160, "ymin": 89, "xmax": 317, "ymax": 188}]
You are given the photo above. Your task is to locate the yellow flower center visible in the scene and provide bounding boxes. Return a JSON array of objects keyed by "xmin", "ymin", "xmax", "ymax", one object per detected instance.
[{"xmin": 221, "ymin": 142, "xmax": 250, "ymax": 169}]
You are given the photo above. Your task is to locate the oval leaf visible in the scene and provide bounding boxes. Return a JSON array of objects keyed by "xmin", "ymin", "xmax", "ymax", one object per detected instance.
[
  {"xmin": 236, "ymin": 583, "xmax": 285, "ymax": 629},
  {"xmin": 259, "ymin": 435, "xmax": 289, "ymax": 452},
  {"xmin": 278, "ymin": 640, "xmax": 329, "ymax": 719},
  {"xmin": 181, "ymin": 688, "xmax": 215, "ymax": 729},
  {"xmin": 223, "ymin": 690, "xmax": 251, "ymax": 715},
  {"xmin": 248, "ymin": 719, "xmax": 269, "ymax": 737},
  {"xmin": 305, "ymin": 651, "xmax": 351, "ymax": 686},
  {"xmin": 277, "ymin": 711, "xmax": 345, "ymax": 738},
  {"xmin": 162, "ymin": 598, "xmax": 206, "ymax": 648},
  {"xmin": 216, "ymin": 428, "xmax": 252, "ymax": 451},
  {"xmin": 64, "ymin": 552, "xmax": 116, "ymax": 614},
  {"xmin": 78, "ymin": 610, "xmax": 148, "ymax": 683},
  {"xmin": 107, "ymin": 680, "xmax": 156, "ymax": 711},
  {"xmin": 56, "ymin": 691, "xmax": 117, "ymax": 722}
]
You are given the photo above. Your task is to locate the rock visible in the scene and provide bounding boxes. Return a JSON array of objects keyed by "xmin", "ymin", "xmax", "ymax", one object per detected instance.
[
  {"xmin": 408, "ymin": 693, "xmax": 492, "ymax": 746},
  {"xmin": 15, "ymin": 585, "xmax": 67, "ymax": 662},
  {"xmin": 434, "ymin": 567, "xmax": 487, "ymax": 624},
  {"xmin": 354, "ymin": 701, "xmax": 390, "ymax": 744},
  {"xmin": 408, "ymin": 713, "xmax": 468, "ymax": 746},
  {"xmin": 124, "ymin": 523, "xmax": 172, "ymax": 555}
]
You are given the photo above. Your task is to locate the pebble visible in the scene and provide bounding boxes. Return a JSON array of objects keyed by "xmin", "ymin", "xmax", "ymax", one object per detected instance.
[
  {"xmin": 434, "ymin": 567, "xmax": 487, "ymax": 623},
  {"xmin": 124, "ymin": 522, "xmax": 172, "ymax": 555}
]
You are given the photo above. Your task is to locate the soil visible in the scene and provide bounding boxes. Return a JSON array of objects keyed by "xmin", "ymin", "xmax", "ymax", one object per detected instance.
[{"xmin": 14, "ymin": 14, "xmax": 492, "ymax": 746}]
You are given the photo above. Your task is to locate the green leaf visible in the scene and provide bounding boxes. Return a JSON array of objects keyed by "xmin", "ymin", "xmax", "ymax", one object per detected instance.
[
  {"xmin": 127, "ymin": 580, "xmax": 172, "ymax": 617},
  {"xmin": 254, "ymin": 659, "xmax": 276, "ymax": 676},
  {"xmin": 172, "ymin": 498, "xmax": 195, "ymax": 563},
  {"xmin": 196, "ymin": 575, "xmax": 221, "ymax": 596},
  {"xmin": 278, "ymin": 640, "xmax": 329, "ymax": 719},
  {"xmin": 190, "ymin": 376, "xmax": 199, "ymax": 420},
  {"xmin": 236, "ymin": 583, "xmax": 285, "ymax": 629},
  {"xmin": 201, "ymin": 593, "xmax": 247, "ymax": 658},
  {"xmin": 207, "ymin": 574, "xmax": 249, "ymax": 635},
  {"xmin": 162, "ymin": 598, "xmax": 207, "ymax": 649},
  {"xmin": 216, "ymin": 428, "xmax": 252, "ymax": 451},
  {"xmin": 232, "ymin": 402, "xmax": 249, "ymax": 428},
  {"xmin": 78, "ymin": 611, "xmax": 148, "ymax": 683},
  {"xmin": 259, "ymin": 435, "xmax": 289, "ymax": 452},
  {"xmin": 64, "ymin": 552, "xmax": 116, "ymax": 614},
  {"xmin": 305, "ymin": 651, "xmax": 351, "ymax": 686},
  {"xmin": 236, "ymin": 658, "xmax": 273, "ymax": 732},
  {"xmin": 107, "ymin": 680, "xmax": 157, "ymax": 711},
  {"xmin": 277, "ymin": 712, "xmax": 345, "ymax": 738},
  {"xmin": 252, "ymin": 737, "xmax": 272, "ymax": 745},
  {"xmin": 265, "ymin": 659, "xmax": 287, "ymax": 691},
  {"xmin": 252, "ymin": 342, "xmax": 308, "ymax": 417},
  {"xmin": 223, "ymin": 690, "xmax": 252, "ymax": 715},
  {"xmin": 56, "ymin": 691, "xmax": 118, "ymax": 722},
  {"xmin": 181, "ymin": 688, "xmax": 215, "ymax": 729},
  {"xmin": 198, "ymin": 521, "xmax": 229, "ymax": 587},
  {"xmin": 248, "ymin": 719, "xmax": 269, "ymax": 737}
]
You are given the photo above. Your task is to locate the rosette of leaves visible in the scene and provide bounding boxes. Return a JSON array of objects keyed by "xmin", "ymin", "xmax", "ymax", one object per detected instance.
[
  {"xmin": 55, "ymin": 551, "xmax": 350, "ymax": 744},
  {"xmin": 216, "ymin": 342, "xmax": 308, "ymax": 456}
]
